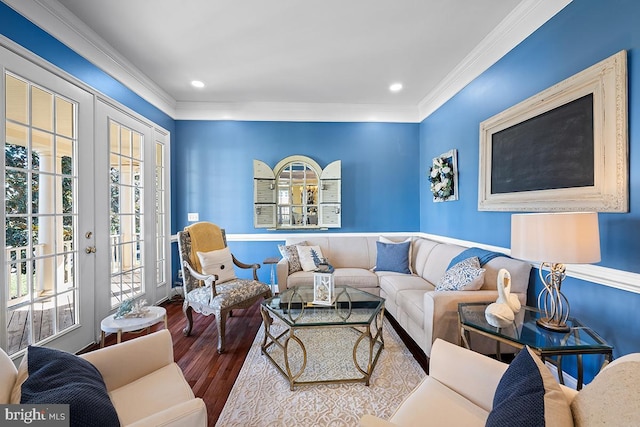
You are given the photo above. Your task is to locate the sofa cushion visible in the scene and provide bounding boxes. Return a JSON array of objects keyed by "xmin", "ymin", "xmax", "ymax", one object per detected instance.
[
  {"xmin": 419, "ymin": 243, "xmax": 466, "ymax": 285},
  {"xmin": 397, "ymin": 289, "xmax": 430, "ymax": 329},
  {"xmin": 375, "ymin": 241, "xmax": 411, "ymax": 274},
  {"xmin": 333, "ymin": 268, "xmax": 379, "ymax": 288},
  {"xmin": 378, "ymin": 274, "xmax": 434, "ymax": 306},
  {"xmin": 19, "ymin": 345, "xmax": 120, "ymax": 427},
  {"xmin": 197, "ymin": 247, "xmax": 237, "ymax": 283},
  {"xmin": 435, "ymin": 257, "xmax": 485, "ymax": 291},
  {"xmin": 109, "ymin": 363, "xmax": 196, "ymax": 425},
  {"xmin": 570, "ymin": 359, "xmax": 640, "ymax": 427},
  {"xmin": 390, "ymin": 376, "xmax": 489, "ymax": 427},
  {"xmin": 287, "ymin": 268, "xmax": 379, "ymax": 289},
  {"xmin": 486, "ymin": 346, "xmax": 573, "ymax": 427}
]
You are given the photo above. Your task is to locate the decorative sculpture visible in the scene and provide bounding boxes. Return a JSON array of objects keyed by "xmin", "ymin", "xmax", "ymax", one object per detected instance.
[
  {"xmin": 114, "ymin": 298, "xmax": 149, "ymax": 319},
  {"xmin": 485, "ymin": 269, "xmax": 518, "ymax": 328},
  {"xmin": 496, "ymin": 268, "xmax": 521, "ymax": 313}
]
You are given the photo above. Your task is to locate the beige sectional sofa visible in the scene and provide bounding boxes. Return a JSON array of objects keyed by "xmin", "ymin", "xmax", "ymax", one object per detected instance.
[{"xmin": 277, "ymin": 235, "xmax": 532, "ymax": 357}]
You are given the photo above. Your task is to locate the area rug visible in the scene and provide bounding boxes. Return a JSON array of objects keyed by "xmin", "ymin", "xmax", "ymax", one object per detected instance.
[{"xmin": 216, "ymin": 319, "xmax": 426, "ymax": 427}]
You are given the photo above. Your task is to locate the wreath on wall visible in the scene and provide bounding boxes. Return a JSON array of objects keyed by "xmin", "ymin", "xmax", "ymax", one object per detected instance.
[{"xmin": 428, "ymin": 150, "xmax": 458, "ymax": 202}]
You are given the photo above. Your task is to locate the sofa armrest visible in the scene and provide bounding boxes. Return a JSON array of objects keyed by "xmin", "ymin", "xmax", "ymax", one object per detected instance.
[
  {"xmin": 429, "ymin": 338, "xmax": 508, "ymax": 413},
  {"xmin": 359, "ymin": 414, "xmax": 398, "ymax": 427},
  {"xmin": 276, "ymin": 259, "xmax": 290, "ymax": 291},
  {"xmin": 81, "ymin": 330, "xmax": 174, "ymax": 392},
  {"xmin": 127, "ymin": 398, "xmax": 207, "ymax": 427},
  {"xmin": 422, "ymin": 290, "xmax": 501, "ymax": 355}
]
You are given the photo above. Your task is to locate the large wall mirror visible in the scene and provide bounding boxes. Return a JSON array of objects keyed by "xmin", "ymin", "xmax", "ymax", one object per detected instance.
[{"xmin": 253, "ymin": 155, "xmax": 341, "ymax": 229}]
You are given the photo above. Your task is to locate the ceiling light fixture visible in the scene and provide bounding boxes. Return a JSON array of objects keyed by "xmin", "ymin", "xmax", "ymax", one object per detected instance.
[
  {"xmin": 191, "ymin": 80, "xmax": 205, "ymax": 88},
  {"xmin": 389, "ymin": 83, "xmax": 403, "ymax": 92}
]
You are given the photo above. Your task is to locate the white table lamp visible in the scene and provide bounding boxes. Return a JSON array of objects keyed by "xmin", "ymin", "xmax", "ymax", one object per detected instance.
[{"xmin": 511, "ymin": 212, "xmax": 601, "ymax": 332}]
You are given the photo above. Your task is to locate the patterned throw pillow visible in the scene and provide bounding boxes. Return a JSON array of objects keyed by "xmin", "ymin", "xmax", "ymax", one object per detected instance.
[
  {"xmin": 197, "ymin": 247, "xmax": 237, "ymax": 284},
  {"xmin": 296, "ymin": 245, "xmax": 325, "ymax": 272},
  {"xmin": 435, "ymin": 256, "xmax": 485, "ymax": 291},
  {"xmin": 278, "ymin": 243, "xmax": 305, "ymax": 274}
]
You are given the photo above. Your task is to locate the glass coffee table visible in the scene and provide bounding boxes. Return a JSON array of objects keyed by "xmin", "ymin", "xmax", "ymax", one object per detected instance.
[
  {"xmin": 458, "ymin": 302, "xmax": 613, "ymax": 389},
  {"xmin": 260, "ymin": 285, "xmax": 385, "ymax": 390}
]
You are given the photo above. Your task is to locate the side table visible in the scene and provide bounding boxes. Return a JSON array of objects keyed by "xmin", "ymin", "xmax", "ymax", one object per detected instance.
[
  {"xmin": 458, "ymin": 302, "xmax": 613, "ymax": 389},
  {"xmin": 263, "ymin": 256, "xmax": 280, "ymax": 294},
  {"xmin": 100, "ymin": 305, "xmax": 167, "ymax": 347}
]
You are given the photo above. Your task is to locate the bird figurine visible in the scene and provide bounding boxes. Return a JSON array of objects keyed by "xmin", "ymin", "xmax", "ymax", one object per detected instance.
[
  {"xmin": 496, "ymin": 268, "xmax": 521, "ymax": 313},
  {"xmin": 485, "ymin": 269, "xmax": 518, "ymax": 328}
]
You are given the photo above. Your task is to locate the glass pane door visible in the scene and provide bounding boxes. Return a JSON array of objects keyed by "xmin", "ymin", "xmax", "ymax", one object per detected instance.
[
  {"xmin": 3, "ymin": 61, "xmax": 94, "ymax": 356},
  {"xmin": 109, "ymin": 120, "xmax": 144, "ymax": 307}
]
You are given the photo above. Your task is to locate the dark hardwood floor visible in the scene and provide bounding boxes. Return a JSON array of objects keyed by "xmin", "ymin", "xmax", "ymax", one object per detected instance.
[{"xmin": 94, "ymin": 297, "xmax": 429, "ymax": 426}]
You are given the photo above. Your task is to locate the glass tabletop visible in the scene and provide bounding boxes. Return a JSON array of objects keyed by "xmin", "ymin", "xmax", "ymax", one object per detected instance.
[
  {"xmin": 262, "ymin": 285, "xmax": 384, "ymax": 327},
  {"xmin": 458, "ymin": 302, "xmax": 612, "ymax": 352}
]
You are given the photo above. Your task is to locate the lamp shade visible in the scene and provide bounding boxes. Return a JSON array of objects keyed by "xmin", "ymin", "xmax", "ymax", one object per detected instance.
[{"xmin": 511, "ymin": 212, "xmax": 601, "ymax": 264}]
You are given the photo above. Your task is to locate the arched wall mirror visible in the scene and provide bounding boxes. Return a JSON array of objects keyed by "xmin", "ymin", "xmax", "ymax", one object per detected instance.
[{"xmin": 253, "ymin": 155, "xmax": 341, "ymax": 229}]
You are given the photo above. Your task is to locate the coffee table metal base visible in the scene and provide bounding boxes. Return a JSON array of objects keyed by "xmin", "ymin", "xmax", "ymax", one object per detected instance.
[{"xmin": 260, "ymin": 306, "xmax": 385, "ymax": 391}]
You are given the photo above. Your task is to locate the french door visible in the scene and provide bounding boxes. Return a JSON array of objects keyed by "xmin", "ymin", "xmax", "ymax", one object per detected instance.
[
  {"xmin": 2, "ymin": 46, "xmax": 95, "ymax": 355},
  {"xmin": 2, "ymin": 46, "xmax": 171, "ymax": 357},
  {"xmin": 94, "ymin": 100, "xmax": 160, "ymax": 322}
]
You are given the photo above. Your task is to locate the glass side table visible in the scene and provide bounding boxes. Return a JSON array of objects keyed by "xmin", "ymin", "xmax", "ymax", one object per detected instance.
[
  {"xmin": 458, "ymin": 302, "xmax": 613, "ymax": 389},
  {"xmin": 263, "ymin": 256, "xmax": 280, "ymax": 294}
]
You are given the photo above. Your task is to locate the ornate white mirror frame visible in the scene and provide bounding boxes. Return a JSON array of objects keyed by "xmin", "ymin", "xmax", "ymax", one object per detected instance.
[{"xmin": 253, "ymin": 155, "xmax": 341, "ymax": 229}]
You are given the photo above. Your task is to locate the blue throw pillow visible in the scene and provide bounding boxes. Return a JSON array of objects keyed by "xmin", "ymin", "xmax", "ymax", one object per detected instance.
[
  {"xmin": 20, "ymin": 346, "xmax": 120, "ymax": 427},
  {"xmin": 375, "ymin": 241, "xmax": 411, "ymax": 274},
  {"xmin": 486, "ymin": 346, "xmax": 572, "ymax": 427}
]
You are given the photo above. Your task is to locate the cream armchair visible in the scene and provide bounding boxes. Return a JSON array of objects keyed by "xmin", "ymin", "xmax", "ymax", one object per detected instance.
[
  {"xmin": 1, "ymin": 330, "xmax": 207, "ymax": 427},
  {"xmin": 360, "ymin": 338, "xmax": 640, "ymax": 427}
]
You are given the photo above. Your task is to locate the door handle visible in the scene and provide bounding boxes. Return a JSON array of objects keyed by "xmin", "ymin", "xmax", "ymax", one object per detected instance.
[{"xmin": 85, "ymin": 246, "xmax": 96, "ymax": 254}]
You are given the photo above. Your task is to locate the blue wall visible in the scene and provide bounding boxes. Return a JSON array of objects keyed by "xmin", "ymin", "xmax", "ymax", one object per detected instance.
[
  {"xmin": 173, "ymin": 120, "xmax": 420, "ymax": 233},
  {"xmin": 420, "ymin": 0, "xmax": 640, "ymax": 378},
  {"xmin": 172, "ymin": 120, "xmax": 420, "ymax": 281}
]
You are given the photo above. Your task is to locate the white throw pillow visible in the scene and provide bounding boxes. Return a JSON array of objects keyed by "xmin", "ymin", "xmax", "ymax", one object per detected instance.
[
  {"xmin": 296, "ymin": 245, "xmax": 324, "ymax": 272},
  {"xmin": 435, "ymin": 257, "xmax": 485, "ymax": 291},
  {"xmin": 379, "ymin": 236, "xmax": 414, "ymax": 274},
  {"xmin": 197, "ymin": 247, "xmax": 237, "ymax": 284}
]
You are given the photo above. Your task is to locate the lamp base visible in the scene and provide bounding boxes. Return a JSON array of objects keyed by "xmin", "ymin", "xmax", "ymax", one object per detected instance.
[{"xmin": 536, "ymin": 317, "xmax": 570, "ymax": 333}]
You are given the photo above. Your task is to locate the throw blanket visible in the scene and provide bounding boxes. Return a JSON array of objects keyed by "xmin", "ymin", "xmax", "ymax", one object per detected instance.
[
  {"xmin": 186, "ymin": 222, "xmax": 226, "ymax": 272},
  {"xmin": 448, "ymin": 247, "xmax": 507, "ymax": 269}
]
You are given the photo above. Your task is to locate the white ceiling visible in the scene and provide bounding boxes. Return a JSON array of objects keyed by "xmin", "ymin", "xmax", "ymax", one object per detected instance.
[{"xmin": 5, "ymin": 0, "xmax": 571, "ymax": 121}]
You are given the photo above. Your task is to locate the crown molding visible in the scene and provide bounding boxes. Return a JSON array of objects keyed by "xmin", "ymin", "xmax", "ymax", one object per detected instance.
[
  {"xmin": 417, "ymin": 0, "xmax": 572, "ymax": 121},
  {"xmin": 2, "ymin": 0, "xmax": 177, "ymax": 117},
  {"xmin": 4, "ymin": 0, "xmax": 570, "ymax": 123},
  {"xmin": 174, "ymin": 101, "xmax": 420, "ymax": 123}
]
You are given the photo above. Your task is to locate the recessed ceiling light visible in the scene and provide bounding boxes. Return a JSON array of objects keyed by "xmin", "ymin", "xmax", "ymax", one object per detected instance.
[
  {"xmin": 191, "ymin": 80, "xmax": 205, "ymax": 88},
  {"xmin": 389, "ymin": 83, "xmax": 403, "ymax": 92}
]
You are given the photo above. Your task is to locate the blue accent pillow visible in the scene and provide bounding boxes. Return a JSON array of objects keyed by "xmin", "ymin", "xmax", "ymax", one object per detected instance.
[
  {"xmin": 20, "ymin": 346, "xmax": 120, "ymax": 427},
  {"xmin": 375, "ymin": 241, "xmax": 411, "ymax": 274},
  {"xmin": 486, "ymin": 346, "xmax": 573, "ymax": 427}
]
